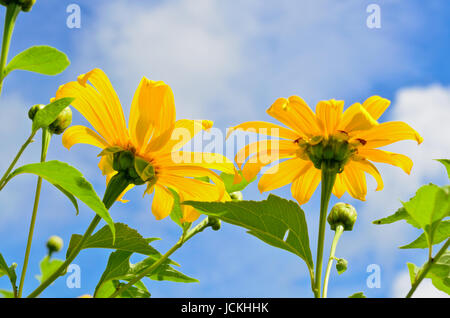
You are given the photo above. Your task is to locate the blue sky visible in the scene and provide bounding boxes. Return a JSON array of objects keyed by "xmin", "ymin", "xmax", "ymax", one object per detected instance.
[{"xmin": 0, "ymin": 0, "xmax": 449, "ymax": 298}]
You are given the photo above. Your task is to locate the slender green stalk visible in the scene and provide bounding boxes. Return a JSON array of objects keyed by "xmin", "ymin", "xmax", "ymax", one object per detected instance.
[
  {"xmin": 108, "ymin": 217, "xmax": 212, "ymax": 298},
  {"xmin": 0, "ymin": 2, "xmax": 20, "ymax": 96},
  {"xmin": 313, "ymin": 162, "xmax": 337, "ymax": 298},
  {"xmin": 322, "ymin": 224, "xmax": 344, "ymax": 298},
  {"xmin": 0, "ymin": 131, "xmax": 36, "ymax": 190},
  {"xmin": 17, "ymin": 128, "xmax": 51, "ymax": 297},
  {"xmin": 27, "ymin": 173, "xmax": 131, "ymax": 298},
  {"xmin": 406, "ymin": 238, "xmax": 450, "ymax": 298}
]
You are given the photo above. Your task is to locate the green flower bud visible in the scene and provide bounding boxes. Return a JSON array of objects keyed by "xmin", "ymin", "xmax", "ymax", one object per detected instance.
[
  {"xmin": 327, "ymin": 202, "xmax": 357, "ymax": 231},
  {"xmin": 28, "ymin": 104, "xmax": 45, "ymax": 120},
  {"xmin": 207, "ymin": 216, "xmax": 221, "ymax": 231},
  {"xmin": 336, "ymin": 258, "xmax": 348, "ymax": 274},
  {"xmin": 46, "ymin": 235, "xmax": 63, "ymax": 255},
  {"xmin": 18, "ymin": 0, "xmax": 36, "ymax": 12},
  {"xmin": 113, "ymin": 151, "xmax": 134, "ymax": 172},
  {"xmin": 230, "ymin": 191, "xmax": 243, "ymax": 201},
  {"xmin": 48, "ymin": 106, "xmax": 72, "ymax": 135}
]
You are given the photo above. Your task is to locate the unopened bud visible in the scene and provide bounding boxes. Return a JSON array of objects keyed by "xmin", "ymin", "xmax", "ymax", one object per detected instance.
[
  {"xmin": 336, "ymin": 258, "xmax": 348, "ymax": 274},
  {"xmin": 19, "ymin": 0, "xmax": 36, "ymax": 12},
  {"xmin": 230, "ymin": 191, "xmax": 243, "ymax": 201},
  {"xmin": 49, "ymin": 106, "xmax": 72, "ymax": 135},
  {"xmin": 327, "ymin": 202, "xmax": 357, "ymax": 231},
  {"xmin": 28, "ymin": 104, "xmax": 45, "ymax": 120},
  {"xmin": 207, "ymin": 216, "xmax": 221, "ymax": 231},
  {"xmin": 46, "ymin": 235, "xmax": 63, "ymax": 255}
]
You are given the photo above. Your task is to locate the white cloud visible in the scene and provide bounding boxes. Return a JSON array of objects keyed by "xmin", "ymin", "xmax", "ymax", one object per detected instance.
[
  {"xmin": 76, "ymin": 0, "xmax": 420, "ymax": 123},
  {"xmin": 392, "ymin": 270, "xmax": 449, "ymax": 298}
]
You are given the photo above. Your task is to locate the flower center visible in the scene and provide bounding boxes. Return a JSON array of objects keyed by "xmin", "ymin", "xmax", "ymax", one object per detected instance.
[
  {"xmin": 296, "ymin": 132, "xmax": 359, "ymax": 173},
  {"xmin": 112, "ymin": 150, "xmax": 156, "ymax": 185}
]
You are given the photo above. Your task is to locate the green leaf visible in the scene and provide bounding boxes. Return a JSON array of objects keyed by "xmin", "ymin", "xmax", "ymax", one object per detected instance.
[
  {"xmin": 54, "ymin": 184, "xmax": 79, "ymax": 215},
  {"xmin": 95, "ymin": 250, "xmax": 197, "ymax": 297},
  {"xmin": 348, "ymin": 292, "xmax": 366, "ymax": 298},
  {"xmin": 35, "ymin": 256, "xmax": 64, "ymax": 284},
  {"xmin": 168, "ymin": 188, "xmax": 184, "ymax": 228},
  {"xmin": 4, "ymin": 45, "xmax": 70, "ymax": 77},
  {"xmin": 183, "ymin": 194, "xmax": 314, "ymax": 270},
  {"xmin": 96, "ymin": 280, "xmax": 151, "ymax": 298},
  {"xmin": 220, "ymin": 171, "xmax": 254, "ymax": 194},
  {"xmin": 0, "ymin": 290, "xmax": 14, "ymax": 298},
  {"xmin": 8, "ymin": 160, "xmax": 115, "ymax": 239},
  {"xmin": 436, "ymin": 159, "xmax": 450, "ymax": 180},
  {"xmin": 408, "ymin": 252, "xmax": 450, "ymax": 295},
  {"xmin": 66, "ymin": 223, "xmax": 176, "ymax": 265},
  {"xmin": 32, "ymin": 97, "xmax": 74, "ymax": 133},
  {"xmin": 0, "ymin": 253, "xmax": 17, "ymax": 294},
  {"xmin": 373, "ymin": 207, "xmax": 420, "ymax": 228},
  {"xmin": 403, "ymin": 184, "xmax": 449, "ymax": 231},
  {"xmin": 401, "ymin": 221, "xmax": 450, "ymax": 249}
]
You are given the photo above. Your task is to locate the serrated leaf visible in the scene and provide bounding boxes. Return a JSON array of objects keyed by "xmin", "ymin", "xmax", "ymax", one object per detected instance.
[
  {"xmin": 436, "ymin": 159, "xmax": 450, "ymax": 181},
  {"xmin": 31, "ymin": 97, "xmax": 74, "ymax": 133},
  {"xmin": 66, "ymin": 223, "xmax": 176, "ymax": 265},
  {"xmin": 183, "ymin": 194, "xmax": 313, "ymax": 270},
  {"xmin": 95, "ymin": 250, "xmax": 197, "ymax": 298},
  {"xmin": 408, "ymin": 251, "xmax": 450, "ymax": 295},
  {"xmin": 403, "ymin": 184, "xmax": 449, "ymax": 231},
  {"xmin": 348, "ymin": 292, "xmax": 366, "ymax": 298},
  {"xmin": 35, "ymin": 256, "xmax": 64, "ymax": 284},
  {"xmin": 220, "ymin": 171, "xmax": 254, "ymax": 193},
  {"xmin": 4, "ymin": 45, "xmax": 70, "ymax": 77},
  {"xmin": 96, "ymin": 280, "xmax": 151, "ymax": 298},
  {"xmin": 8, "ymin": 161, "xmax": 115, "ymax": 239},
  {"xmin": 401, "ymin": 221, "xmax": 450, "ymax": 249},
  {"xmin": 373, "ymin": 207, "xmax": 420, "ymax": 228}
]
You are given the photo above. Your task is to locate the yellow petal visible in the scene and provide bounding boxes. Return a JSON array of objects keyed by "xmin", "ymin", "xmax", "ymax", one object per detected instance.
[
  {"xmin": 160, "ymin": 119, "xmax": 213, "ymax": 153},
  {"xmin": 351, "ymin": 159, "xmax": 384, "ymax": 191},
  {"xmin": 98, "ymin": 154, "xmax": 115, "ymax": 177},
  {"xmin": 180, "ymin": 205, "xmax": 201, "ymax": 223},
  {"xmin": 62, "ymin": 125, "xmax": 109, "ymax": 150},
  {"xmin": 161, "ymin": 152, "xmax": 236, "ymax": 175},
  {"xmin": 128, "ymin": 77, "xmax": 176, "ymax": 152},
  {"xmin": 315, "ymin": 99, "xmax": 344, "ymax": 137},
  {"xmin": 356, "ymin": 121, "xmax": 423, "ymax": 148},
  {"xmin": 357, "ymin": 148, "xmax": 413, "ymax": 174},
  {"xmin": 158, "ymin": 174, "xmax": 223, "ymax": 202},
  {"xmin": 341, "ymin": 162, "xmax": 367, "ymax": 201},
  {"xmin": 235, "ymin": 139, "xmax": 297, "ymax": 169},
  {"xmin": 151, "ymin": 185, "xmax": 174, "ymax": 220},
  {"xmin": 362, "ymin": 96, "xmax": 390, "ymax": 120},
  {"xmin": 227, "ymin": 121, "xmax": 300, "ymax": 140},
  {"xmin": 332, "ymin": 173, "xmax": 346, "ymax": 198},
  {"xmin": 339, "ymin": 103, "xmax": 378, "ymax": 133},
  {"xmin": 77, "ymin": 69, "xmax": 128, "ymax": 145},
  {"xmin": 267, "ymin": 96, "xmax": 321, "ymax": 137},
  {"xmin": 258, "ymin": 158, "xmax": 309, "ymax": 193},
  {"xmin": 291, "ymin": 163, "xmax": 321, "ymax": 205}
]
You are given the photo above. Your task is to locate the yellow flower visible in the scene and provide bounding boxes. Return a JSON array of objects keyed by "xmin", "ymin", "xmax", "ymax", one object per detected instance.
[
  {"xmin": 230, "ymin": 95, "xmax": 423, "ymax": 205},
  {"xmin": 56, "ymin": 68, "xmax": 234, "ymax": 222}
]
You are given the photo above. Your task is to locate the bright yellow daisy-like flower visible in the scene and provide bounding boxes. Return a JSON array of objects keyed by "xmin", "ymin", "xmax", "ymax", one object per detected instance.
[
  {"xmin": 230, "ymin": 95, "xmax": 423, "ymax": 205},
  {"xmin": 56, "ymin": 68, "xmax": 234, "ymax": 222}
]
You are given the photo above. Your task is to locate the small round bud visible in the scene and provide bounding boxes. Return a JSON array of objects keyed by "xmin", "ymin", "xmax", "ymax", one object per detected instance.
[
  {"xmin": 28, "ymin": 104, "xmax": 45, "ymax": 120},
  {"xmin": 48, "ymin": 106, "xmax": 72, "ymax": 135},
  {"xmin": 19, "ymin": 0, "xmax": 36, "ymax": 12},
  {"xmin": 46, "ymin": 235, "xmax": 63, "ymax": 255},
  {"xmin": 336, "ymin": 258, "xmax": 348, "ymax": 274},
  {"xmin": 207, "ymin": 216, "xmax": 221, "ymax": 231},
  {"xmin": 230, "ymin": 191, "xmax": 243, "ymax": 201},
  {"xmin": 327, "ymin": 202, "xmax": 357, "ymax": 231}
]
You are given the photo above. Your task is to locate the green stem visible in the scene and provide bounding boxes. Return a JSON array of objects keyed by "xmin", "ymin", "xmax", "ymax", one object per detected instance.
[
  {"xmin": 108, "ymin": 217, "xmax": 212, "ymax": 298},
  {"xmin": 0, "ymin": 131, "xmax": 36, "ymax": 191},
  {"xmin": 17, "ymin": 128, "xmax": 51, "ymax": 297},
  {"xmin": 313, "ymin": 161, "xmax": 337, "ymax": 298},
  {"xmin": 0, "ymin": 2, "xmax": 20, "ymax": 97},
  {"xmin": 406, "ymin": 238, "xmax": 450, "ymax": 298},
  {"xmin": 27, "ymin": 172, "xmax": 130, "ymax": 298},
  {"xmin": 322, "ymin": 224, "xmax": 344, "ymax": 298}
]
